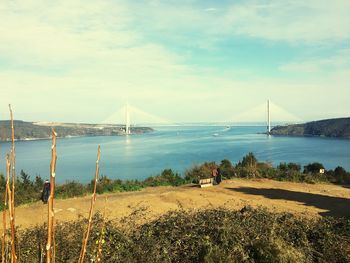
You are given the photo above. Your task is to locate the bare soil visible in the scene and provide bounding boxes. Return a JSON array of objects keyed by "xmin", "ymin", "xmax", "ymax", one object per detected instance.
[{"xmin": 4, "ymin": 179, "xmax": 350, "ymax": 229}]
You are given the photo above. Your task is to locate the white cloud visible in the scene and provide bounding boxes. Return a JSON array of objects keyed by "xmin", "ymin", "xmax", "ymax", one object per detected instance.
[
  {"xmin": 0, "ymin": 0, "xmax": 138, "ymax": 65},
  {"xmin": 128, "ymin": 0, "xmax": 350, "ymax": 44},
  {"xmin": 204, "ymin": 8, "xmax": 217, "ymax": 12},
  {"xmin": 279, "ymin": 49, "xmax": 350, "ymax": 73},
  {"xmin": 0, "ymin": 0, "xmax": 349, "ymax": 123},
  {"xmin": 222, "ymin": 0, "xmax": 350, "ymax": 43}
]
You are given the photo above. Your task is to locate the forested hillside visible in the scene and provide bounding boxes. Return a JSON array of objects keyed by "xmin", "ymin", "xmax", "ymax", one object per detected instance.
[
  {"xmin": 270, "ymin": 117, "xmax": 350, "ymax": 138},
  {"xmin": 0, "ymin": 120, "xmax": 153, "ymax": 141}
]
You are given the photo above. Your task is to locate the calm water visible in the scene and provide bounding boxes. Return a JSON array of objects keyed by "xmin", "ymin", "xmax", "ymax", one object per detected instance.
[{"xmin": 0, "ymin": 126, "xmax": 349, "ymax": 183}]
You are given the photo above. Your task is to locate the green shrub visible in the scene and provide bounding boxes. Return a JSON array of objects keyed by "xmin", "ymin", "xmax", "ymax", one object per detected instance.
[
  {"xmin": 113, "ymin": 180, "xmax": 143, "ymax": 192},
  {"xmin": 56, "ymin": 181, "xmax": 87, "ymax": 198},
  {"xmin": 95, "ymin": 175, "xmax": 114, "ymax": 194},
  {"xmin": 144, "ymin": 169, "xmax": 186, "ymax": 187},
  {"xmin": 219, "ymin": 159, "xmax": 235, "ymax": 179},
  {"xmin": 185, "ymin": 162, "xmax": 216, "ymax": 183}
]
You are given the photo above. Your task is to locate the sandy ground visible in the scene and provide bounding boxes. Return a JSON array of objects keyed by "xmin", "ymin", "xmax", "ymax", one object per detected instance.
[{"xmin": 3, "ymin": 179, "xmax": 350, "ymax": 230}]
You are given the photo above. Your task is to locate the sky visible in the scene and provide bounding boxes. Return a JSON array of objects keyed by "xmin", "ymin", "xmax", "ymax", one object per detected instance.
[{"xmin": 0, "ymin": 0, "xmax": 349, "ymax": 123}]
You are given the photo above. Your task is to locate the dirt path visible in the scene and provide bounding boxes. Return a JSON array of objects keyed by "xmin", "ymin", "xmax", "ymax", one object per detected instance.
[{"xmin": 4, "ymin": 179, "xmax": 350, "ymax": 229}]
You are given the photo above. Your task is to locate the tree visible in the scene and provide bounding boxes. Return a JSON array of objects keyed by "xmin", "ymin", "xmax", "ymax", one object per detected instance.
[
  {"xmin": 303, "ymin": 163, "xmax": 324, "ymax": 174},
  {"xmin": 0, "ymin": 173, "xmax": 5, "ymax": 191},
  {"xmin": 240, "ymin": 152, "xmax": 257, "ymax": 168},
  {"xmin": 287, "ymin": 163, "xmax": 301, "ymax": 172},
  {"xmin": 34, "ymin": 175, "xmax": 44, "ymax": 190},
  {"xmin": 278, "ymin": 163, "xmax": 301, "ymax": 172},
  {"xmin": 237, "ymin": 153, "xmax": 259, "ymax": 178},
  {"xmin": 184, "ymin": 162, "xmax": 216, "ymax": 182},
  {"xmin": 333, "ymin": 166, "xmax": 350, "ymax": 184},
  {"xmin": 277, "ymin": 163, "xmax": 288, "ymax": 171},
  {"xmin": 334, "ymin": 166, "xmax": 347, "ymax": 177},
  {"xmin": 219, "ymin": 159, "xmax": 235, "ymax": 178},
  {"xmin": 20, "ymin": 170, "xmax": 32, "ymax": 189}
]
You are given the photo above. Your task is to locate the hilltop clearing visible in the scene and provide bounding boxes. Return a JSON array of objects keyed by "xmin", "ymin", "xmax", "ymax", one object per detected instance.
[{"xmin": 5, "ymin": 178, "xmax": 350, "ymax": 229}]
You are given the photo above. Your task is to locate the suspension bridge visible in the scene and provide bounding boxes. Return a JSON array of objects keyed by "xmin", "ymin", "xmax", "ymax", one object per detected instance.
[
  {"xmin": 101, "ymin": 100, "xmax": 301, "ymax": 135},
  {"xmin": 101, "ymin": 103, "xmax": 174, "ymax": 134}
]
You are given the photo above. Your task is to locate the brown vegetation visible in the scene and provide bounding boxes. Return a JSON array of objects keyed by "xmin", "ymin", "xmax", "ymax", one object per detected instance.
[{"xmin": 9, "ymin": 207, "xmax": 350, "ymax": 262}]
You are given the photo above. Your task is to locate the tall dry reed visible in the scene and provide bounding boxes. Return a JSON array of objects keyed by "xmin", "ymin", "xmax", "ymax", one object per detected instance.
[
  {"xmin": 46, "ymin": 129, "xmax": 57, "ymax": 263},
  {"xmin": 6, "ymin": 105, "xmax": 17, "ymax": 263},
  {"xmin": 78, "ymin": 145, "xmax": 101, "ymax": 263},
  {"xmin": 0, "ymin": 112, "xmax": 4, "ymax": 263},
  {"xmin": 5, "ymin": 155, "xmax": 16, "ymax": 263},
  {"xmin": 8, "ymin": 105, "xmax": 16, "ymax": 230},
  {"xmin": 1, "ymin": 175, "xmax": 7, "ymax": 263}
]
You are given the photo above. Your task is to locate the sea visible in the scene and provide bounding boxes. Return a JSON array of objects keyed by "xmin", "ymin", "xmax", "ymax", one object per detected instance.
[{"xmin": 0, "ymin": 125, "xmax": 349, "ymax": 183}]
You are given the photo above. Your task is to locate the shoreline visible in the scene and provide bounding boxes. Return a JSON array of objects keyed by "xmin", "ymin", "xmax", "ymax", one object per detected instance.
[
  {"xmin": 0, "ymin": 132, "xmax": 152, "ymax": 143},
  {"xmin": 0, "ymin": 120, "xmax": 154, "ymax": 142},
  {"xmin": 259, "ymin": 132, "xmax": 350, "ymax": 140}
]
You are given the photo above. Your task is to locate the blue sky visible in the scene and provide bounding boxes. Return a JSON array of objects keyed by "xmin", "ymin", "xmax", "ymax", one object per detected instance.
[{"xmin": 0, "ymin": 0, "xmax": 349, "ymax": 123}]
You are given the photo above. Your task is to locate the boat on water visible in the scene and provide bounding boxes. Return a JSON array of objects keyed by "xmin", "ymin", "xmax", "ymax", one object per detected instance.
[{"xmin": 213, "ymin": 133, "xmax": 219, "ymax": 137}]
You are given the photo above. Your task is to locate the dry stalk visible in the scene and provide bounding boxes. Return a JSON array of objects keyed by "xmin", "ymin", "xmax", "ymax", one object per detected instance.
[
  {"xmin": 1, "ymin": 180, "xmax": 8, "ymax": 263},
  {"xmin": 8, "ymin": 105, "xmax": 16, "ymax": 228},
  {"xmin": 78, "ymin": 146, "xmax": 101, "ymax": 263},
  {"xmin": 5, "ymin": 155, "xmax": 16, "ymax": 262},
  {"xmin": 46, "ymin": 129, "xmax": 57, "ymax": 263},
  {"xmin": 0, "ymin": 114, "xmax": 4, "ymax": 263},
  {"xmin": 52, "ymin": 216, "xmax": 56, "ymax": 263},
  {"xmin": 8, "ymin": 105, "xmax": 17, "ymax": 263}
]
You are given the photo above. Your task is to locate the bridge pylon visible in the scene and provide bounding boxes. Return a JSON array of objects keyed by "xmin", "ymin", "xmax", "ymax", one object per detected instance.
[{"xmin": 125, "ymin": 103, "xmax": 131, "ymax": 135}]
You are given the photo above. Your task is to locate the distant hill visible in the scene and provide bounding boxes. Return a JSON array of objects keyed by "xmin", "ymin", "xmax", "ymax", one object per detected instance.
[
  {"xmin": 270, "ymin": 117, "xmax": 350, "ymax": 139},
  {"xmin": 0, "ymin": 120, "xmax": 153, "ymax": 141}
]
